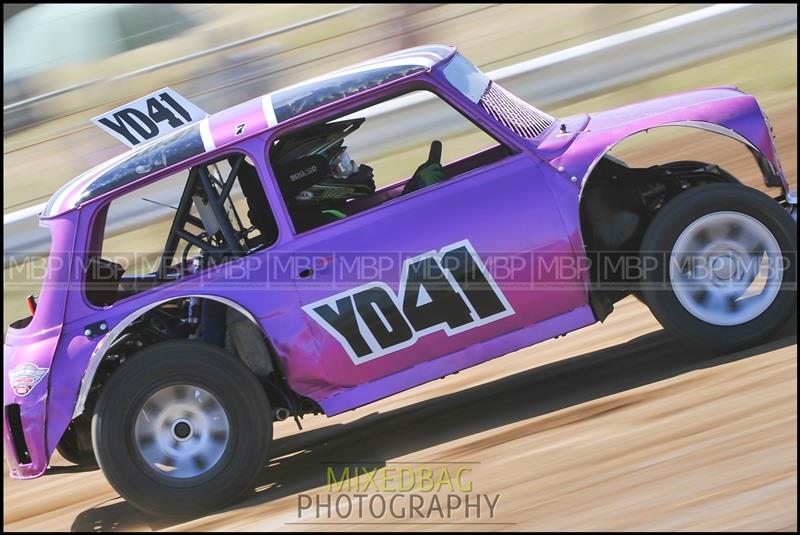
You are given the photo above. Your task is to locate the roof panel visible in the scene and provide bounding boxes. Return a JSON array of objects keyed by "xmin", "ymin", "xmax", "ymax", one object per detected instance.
[
  {"xmin": 269, "ymin": 44, "xmax": 455, "ymax": 123},
  {"xmin": 271, "ymin": 63, "xmax": 427, "ymax": 123},
  {"xmin": 43, "ymin": 45, "xmax": 457, "ymax": 217},
  {"xmin": 42, "ymin": 122, "xmax": 205, "ymax": 217}
]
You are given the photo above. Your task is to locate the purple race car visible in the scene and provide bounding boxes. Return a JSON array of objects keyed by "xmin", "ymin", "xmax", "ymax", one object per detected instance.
[{"xmin": 4, "ymin": 45, "xmax": 796, "ymax": 515}]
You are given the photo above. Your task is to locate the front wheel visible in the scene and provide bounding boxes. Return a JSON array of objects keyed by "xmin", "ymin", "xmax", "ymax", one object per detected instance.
[
  {"xmin": 640, "ymin": 183, "xmax": 796, "ymax": 351},
  {"xmin": 92, "ymin": 341, "xmax": 272, "ymax": 516}
]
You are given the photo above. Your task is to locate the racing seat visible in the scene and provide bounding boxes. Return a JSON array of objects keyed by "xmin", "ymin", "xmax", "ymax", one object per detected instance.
[
  {"xmin": 85, "ymin": 256, "xmax": 126, "ymax": 306},
  {"xmin": 237, "ymin": 160, "xmax": 278, "ymax": 248}
]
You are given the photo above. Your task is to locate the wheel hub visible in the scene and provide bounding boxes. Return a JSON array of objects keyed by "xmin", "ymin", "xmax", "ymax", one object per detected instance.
[
  {"xmin": 669, "ymin": 211, "xmax": 782, "ymax": 326},
  {"xmin": 711, "ymin": 254, "xmax": 736, "ymax": 281},
  {"xmin": 171, "ymin": 419, "xmax": 193, "ymax": 441},
  {"xmin": 133, "ymin": 385, "xmax": 230, "ymax": 479}
]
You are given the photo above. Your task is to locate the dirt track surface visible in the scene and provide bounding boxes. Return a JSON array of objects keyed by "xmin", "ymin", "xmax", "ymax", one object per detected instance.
[{"xmin": 3, "ymin": 297, "xmax": 796, "ymax": 532}]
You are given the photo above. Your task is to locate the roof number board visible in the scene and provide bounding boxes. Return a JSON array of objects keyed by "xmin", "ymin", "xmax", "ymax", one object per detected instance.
[{"xmin": 91, "ymin": 87, "xmax": 207, "ymax": 148}]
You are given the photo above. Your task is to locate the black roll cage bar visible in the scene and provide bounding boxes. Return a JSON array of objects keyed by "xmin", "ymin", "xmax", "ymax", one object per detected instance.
[{"xmin": 157, "ymin": 153, "xmax": 249, "ymax": 279}]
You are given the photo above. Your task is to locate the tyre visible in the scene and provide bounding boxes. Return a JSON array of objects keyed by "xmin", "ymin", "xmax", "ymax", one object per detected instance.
[
  {"xmin": 56, "ymin": 417, "xmax": 96, "ymax": 467},
  {"xmin": 92, "ymin": 340, "xmax": 272, "ymax": 516},
  {"xmin": 640, "ymin": 183, "xmax": 796, "ymax": 351}
]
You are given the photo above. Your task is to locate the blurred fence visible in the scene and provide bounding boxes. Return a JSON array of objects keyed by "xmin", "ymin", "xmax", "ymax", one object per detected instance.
[
  {"xmin": 3, "ymin": 3, "xmax": 797, "ymax": 266},
  {"xmin": 2, "ymin": 5, "xmax": 365, "ymax": 127}
]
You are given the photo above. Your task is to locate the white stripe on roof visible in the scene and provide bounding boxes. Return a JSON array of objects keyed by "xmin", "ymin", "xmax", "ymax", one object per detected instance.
[
  {"xmin": 199, "ymin": 117, "xmax": 216, "ymax": 151},
  {"xmin": 261, "ymin": 93, "xmax": 277, "ymax": 126},
  {"xmin": 46, "ymin": 150, "xmax": 130, "ymax": 216}
]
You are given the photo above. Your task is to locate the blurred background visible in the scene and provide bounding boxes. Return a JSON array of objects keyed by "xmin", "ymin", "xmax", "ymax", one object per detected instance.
[{"xmin": 2, "ymin": 5, "xmax": 797, "ymax": 532}]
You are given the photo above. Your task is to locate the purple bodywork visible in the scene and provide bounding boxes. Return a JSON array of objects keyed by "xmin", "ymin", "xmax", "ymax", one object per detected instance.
[{"xmin": 4, "ymin": 45, "xmax": 790, "ymax": 479}]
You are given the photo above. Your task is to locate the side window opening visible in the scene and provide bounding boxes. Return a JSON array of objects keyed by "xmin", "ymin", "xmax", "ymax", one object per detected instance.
[
  {"xmin": 85, "ymin": 153, "xmax": 278, "ymax": 307},
  {"xmin": 268, "ymin": 89, "xmax": 513, "ymax": 234}
]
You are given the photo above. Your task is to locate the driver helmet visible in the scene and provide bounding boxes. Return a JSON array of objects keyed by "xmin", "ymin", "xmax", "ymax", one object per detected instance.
[
  {"xmin": 329, "ymin": 146, "xmax": 360, "ymax": 180},
  {"xmin": 291, "ymin": 146, "xmax": 375, "ymax": 205}
]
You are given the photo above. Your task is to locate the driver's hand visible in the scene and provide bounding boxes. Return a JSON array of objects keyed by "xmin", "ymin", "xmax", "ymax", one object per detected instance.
[
  {"xmin": 415, "ymin": 161, "xmax": 444, "ymax": 187},
  {"xmin": 402, "ymin": 140, "xmax": 444, "ymax": 195}
]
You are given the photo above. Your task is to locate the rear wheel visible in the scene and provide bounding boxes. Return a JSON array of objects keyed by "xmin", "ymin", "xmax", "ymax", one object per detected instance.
[
  {"xmin": 640, "ymin": 183, "xmax": 796, "ymax": 350},
  {"xmin": 56, "ymin": 417, "xmax": 96, "ymax": 467},
  {"xmin": 92, "ymin": 340, "xmax": 272, "ymax": 516}
]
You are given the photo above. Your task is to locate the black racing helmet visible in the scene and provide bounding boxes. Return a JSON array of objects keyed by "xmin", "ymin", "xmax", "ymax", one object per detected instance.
[
  {"xmin": 287, "ymin": 146, "xmax": 375, "ymax": 205},
  {"xmin": 273, "ymin": 118, "xmax": 376, "ymax": 206}
]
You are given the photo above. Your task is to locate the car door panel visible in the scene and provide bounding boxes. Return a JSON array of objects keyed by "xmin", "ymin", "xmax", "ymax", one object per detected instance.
[{"xmin": 284, "ymin": 153, "xmax": 584, "ymax": 390}]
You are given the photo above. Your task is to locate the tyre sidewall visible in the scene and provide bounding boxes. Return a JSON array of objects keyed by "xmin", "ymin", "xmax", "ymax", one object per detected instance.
[{"xmin": 56, "ymin": 420, "xmax": 97, "ymax": 467}]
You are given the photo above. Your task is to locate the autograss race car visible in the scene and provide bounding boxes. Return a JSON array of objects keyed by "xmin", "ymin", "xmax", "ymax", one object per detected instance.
[{"xmin": 4, "ymin": 45, "xmax": 796, "ymax": 516}]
